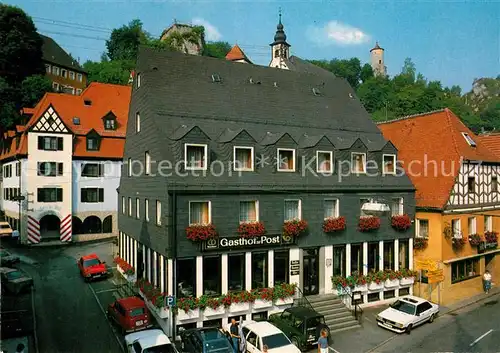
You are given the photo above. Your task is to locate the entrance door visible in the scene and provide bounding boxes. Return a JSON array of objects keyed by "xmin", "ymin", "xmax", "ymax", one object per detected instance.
[
  {"xmin": 485, "ymin": 253, "xmax": 495, "ymax": 270},
  {"xmin": 136, "ymin": 247, "xmax": 144, "ymax": 280},
  {"xmin": 303, "ymin": 248, "xmax": 319, "ymax": 295}
]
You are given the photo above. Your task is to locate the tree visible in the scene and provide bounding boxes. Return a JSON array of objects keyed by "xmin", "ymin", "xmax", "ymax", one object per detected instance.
[
  {"xmin": 0, "ymin": 78, "xmax": 18, "ymax": 130},
  {"xmin": 360, "ymin": 64, "xmax": 374, "ymax": 83},
  {"xmin": 106, "ymin": 19, "xmax": 148, "ymax": 61},
  {"xmin": 203, "ymin": 41, "xmax": 232, "ymax": 59},
  {"xmin": 20, "ymin": 75, "xmax": 53, "ymax": 108},
  {"xmin": 0, "ymin": 4, "xmax": 44, "ymax": 84},
  {"xmin": 83, "ymin": 59, "xmax": 135, "ymax": 85}
]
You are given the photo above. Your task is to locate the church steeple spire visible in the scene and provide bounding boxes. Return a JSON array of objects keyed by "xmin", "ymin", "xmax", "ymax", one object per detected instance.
[{"xmin": 271, "ymin": 8, "xmax": 290, "ymax": 47}]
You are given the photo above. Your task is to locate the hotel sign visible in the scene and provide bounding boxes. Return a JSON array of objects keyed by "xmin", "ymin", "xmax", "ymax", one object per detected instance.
[
  {"xmin": 202, "ymin": 235, "xmax": 294, "ymax": 251},
  {"xmin": 478, "ymin": 241, "xmax": 498, "ymax": 254}
]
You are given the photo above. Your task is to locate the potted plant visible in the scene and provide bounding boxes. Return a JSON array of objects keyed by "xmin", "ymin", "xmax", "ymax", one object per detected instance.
[
  {"xmin": 175, "ymin": 296, "xmax": 200, "ymax": 320},
  {"xmin": 323, "ymin": 216, "xmax": 346, "ymax": 233},
  {"xmin": 358, "ymin": 216, "xmax": 381, "ymax": 232},
  {"xmin": 399, "ymin": 268, "xmax": 418, "ymax": 285},
  {"xmin": 204, "ymin": 296, "xmax": 225, "ymax": 316},
  {"xmin": 485, "ymin": 231, "xmax": 498, "ymax": 244},
  {"xmin": 252, "ymin": 288, "xmax": 273, "ymax": 309},
  {"xmin": 468, "ymin": 234, "xmax": 483, "ymax": 247},
  {"xmin": 384, "ymin": 270, "xmax": 400, "ymax": 288},
  {"xmin": 347, "ymin": 271, "xmax": 368, "ymax": 292},
  {"xmin": 114, "ymin": 257, "xmax": 136, "ymax": 282},
  {"xmin": 273, "ymin": 283, "xmax": 296, "ymax": 305},
  {"xmin": 367, "ymin": 270, "xmax": 386, "ymax": 290},
  {"xmin": 452, "ymin": 237, "xmax": 466, "ymax": 249},
  {"xmin": 414, "ymin": 237, "xmax": 428, "ymax": 250},
  {"xmin": 186, "ymin": 224, "xmax": 217, "ymax": 242},
  {"xmin": 391, "ymin": 214, "xmax": 412, "ymax": 231},
  {"xmin": 282, "ymin": 219, "xmax": 308, "ymax": 239},
  {"xmin": 237, "ymin": 221, "xmax": 266, "ymax": 238}
]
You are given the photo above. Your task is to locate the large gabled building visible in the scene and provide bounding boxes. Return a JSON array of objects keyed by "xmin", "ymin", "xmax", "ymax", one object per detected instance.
[
  {"xmin": 379, "ymin": 109, "xmax": 500, "ymax": 306},
  {"xmin": 118, "ymin": 45, "xmax": 416, "ymax": 336},
  {"xmin": 0, "ymin": 83, "xmax": 130, "ymax": 245}
]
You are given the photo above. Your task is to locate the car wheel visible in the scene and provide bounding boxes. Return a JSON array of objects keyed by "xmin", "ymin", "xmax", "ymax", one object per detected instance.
[
  {"xmin": 291, "ymin": 337, "xmax": 301, "ymax": 351},
  {"xmin": 429, "ymin": 314, "xmax": 436, "ymax": 323},
  {"xmin": 405, "ymin": 324, "xmax": 412, "ymax": 334}
]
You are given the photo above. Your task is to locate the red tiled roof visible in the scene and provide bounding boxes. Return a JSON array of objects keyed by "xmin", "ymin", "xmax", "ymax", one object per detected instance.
[
  {"xmin": 477, "ymin": 133, "xmax": 500, "ymax": 159},
  {"xmin": 0, "ymin": 82, "xmax": 131, "ymax": 161},
  {"xmin": 378, "ymin": 108, "xmax": 498, "ymax": 209},
  {"xmin": 225, "ymin": 44, "xmax": 250, "ymax": 62}
]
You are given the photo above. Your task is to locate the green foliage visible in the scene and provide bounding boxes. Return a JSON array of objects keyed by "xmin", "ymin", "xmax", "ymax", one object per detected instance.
[
  {"xmin": 83, "ymin": 59, "xmax": 135, "ymax": 85},
  {"xmin": 106, "ymin": 19, "xmax": 149, "ymax": 61},
  {"xmin": 20, "ymin": 75, "xmax": 53, "ymax": 108},
  {"xmin": 308, "ymin": 58, "xmax": 368, "ymax": 89},
  {"xmin": 203, "ymin": 41, "xmax": 232, "ymax": 59}
]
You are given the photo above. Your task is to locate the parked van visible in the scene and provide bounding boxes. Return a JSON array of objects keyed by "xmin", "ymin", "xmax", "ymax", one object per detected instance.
[{"xmin": 0, "ymin": 222, "xmax": 13, "ymax": 237}]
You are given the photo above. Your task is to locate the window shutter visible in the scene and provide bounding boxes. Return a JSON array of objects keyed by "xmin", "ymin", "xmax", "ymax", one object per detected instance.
[
  {"xmin": 38, "ymin": 137, "xmax": 43, "ymax": 150},
  {"xmin": 56, "ymin": 188, "xmax": 62, "ymax": 202},
  {"xmin": 98, "ymin": 164, "xmax": 103, "ymax": 177},
  {"xmin": 58, "ymin": 163, "xmax": 63, "ymax": 176},
  {"xmin": 37, "ymin": 188, "xmax": 43, "ymax": 202},
  {"xmin": 98, "ymin": 189, "xmax": 104, "ymax": 202},
  {"xmin": 57, "ymin": 137, "xmax": 63, "ymax": 150}
]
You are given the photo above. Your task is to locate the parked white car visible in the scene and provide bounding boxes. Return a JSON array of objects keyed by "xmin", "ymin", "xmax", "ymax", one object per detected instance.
[
  {"xmin": 124, "ymin": 329, "xmax": 178, "ymax": 352},
  {"xmin": 376, "ymin": 295, "xmax": 439, "ymax": 334},
  {"xmin": 239, "ymin": 320, "xmax": 302, "ymax": 353}
]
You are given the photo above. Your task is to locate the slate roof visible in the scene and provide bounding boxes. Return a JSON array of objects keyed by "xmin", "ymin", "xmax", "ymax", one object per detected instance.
[
  {"xmin": 40, "ymin": 34, "xmax": 85, "ymax": 73},
  {"xmin": 378, "ymin": 108, "xmax": 498, "ymax": 209}
]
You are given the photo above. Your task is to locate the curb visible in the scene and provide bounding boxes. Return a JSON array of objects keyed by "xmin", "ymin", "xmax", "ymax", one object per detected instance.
[
  {"xmin": 24, "ymin": 237, "xmax": 116, "ymax": 249},
  {"xmin": 364, "ymin": 290, "xmax": 500, "ymax": 353}
]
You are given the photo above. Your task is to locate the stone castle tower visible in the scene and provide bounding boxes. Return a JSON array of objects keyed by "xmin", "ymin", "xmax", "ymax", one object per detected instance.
[
  {"xmin": 268, "ymin": 12, "xmax": 291, "ymax": 69},
  {"xmin": 370, "ymin": 42, "xmax": 387, "ymax": 77}
]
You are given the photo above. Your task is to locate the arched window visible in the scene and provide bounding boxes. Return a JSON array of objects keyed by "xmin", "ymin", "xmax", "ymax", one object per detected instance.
[
  {"xmin": 72, "ymin": 217, "xmax": 83, "ymax": 234},
  {"xmin": 103, "ymin": 215, "xmax": 113, "ymax": 233},
  {"xmin": 82, "ymin": 216, "xmax": 102, "ymax": 234}
]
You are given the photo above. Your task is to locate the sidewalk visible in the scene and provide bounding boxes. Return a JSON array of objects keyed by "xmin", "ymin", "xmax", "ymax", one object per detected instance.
[{"xmin": 330, "ymin": 287, "xmax": 500, "ymax": 353}]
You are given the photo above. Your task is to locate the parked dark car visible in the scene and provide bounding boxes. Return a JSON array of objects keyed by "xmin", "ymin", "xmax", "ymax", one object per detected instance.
[
  {"xmin": 0, "ymin": 248, "xmax": 20, "ymax": 267},
  {"xmin": 0, "ymin": 267, "xmax": 33, "ymax": 294},
  {"xmin": 268, "ymin": 307, "xmax": 331, "ymax": 351},
  {"xmin": 180, "ymin": 327, "xmax": 233, "ymax": 353}
]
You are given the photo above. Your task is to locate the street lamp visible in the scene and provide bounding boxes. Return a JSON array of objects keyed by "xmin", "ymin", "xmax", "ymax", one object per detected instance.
[{"xmin": 361, "ymin": 199, "xmax": 391, "ymax": 217}]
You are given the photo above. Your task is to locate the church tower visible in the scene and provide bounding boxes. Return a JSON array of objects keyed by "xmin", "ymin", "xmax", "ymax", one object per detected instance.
[
  {"xmin": 269, "ymin": 11, "xmax": 291, "ymax": 69},
  {"xmin": 370, "ymin": 42, "xmax": 387, "ymax": 77}
]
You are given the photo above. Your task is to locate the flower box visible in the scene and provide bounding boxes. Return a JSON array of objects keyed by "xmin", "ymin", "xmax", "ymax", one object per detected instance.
[
  {"xmin": 144, "ymin": 298, "xmax": 169, "ymax": 319},
  {"xmin": 237, "ymin": 222, "xmax": 266, "ymax": 238},
  {"xmin": 391, "ymin": 214, "xmax": 412, "ymax": 231},
  {"xmin": 253, "ymin": 299, "xmax": 272, "ymax": 310},
  {"xmin": 353, "ymin": 284, "xmax": 368, "ymax": 292},
  {"xmin": 229, "ymin": 302, "xmax": 250, "ymax": 313},
  {"xmin": 358, "ymin": 216, "xmax": 381, "ymax": 232},
  {"xmin": 186, "ymin": 224, "xmax": 218, "ymax": 242},
  {"xmin": 384, "ymin": 279, "xmax": 399, "ymax": 288},
  {"xmin": 283, "ymin": 219, "xmax": 308, "ymax": 238},
  {"xmin": 274, "ymin": 297, "xmax": 293, "ymax": 306},
  {"xmin": 414, "ymin": 238, "xmax": 428, "ymax": 250},
  {"xmin": 117, "ymin": 265, "xmax": 136, "ymax": 283},
  {"xmin": 368, "ymin": 282, "xmax": 384, "ymax": 291},
  {"xmin": 400, "ymin": 277, "xmax": 415, "ymax": 286},
  {"xmin": 323, "ymin": 217, "xmax": 346, "ymax": 233},
  {"xmin": 177, "ymin": 308, "xmax": 200, "ymax": 321},
  {"xmin": 203, "ymin": 306, "xmax": 225, "ymax": 317}
]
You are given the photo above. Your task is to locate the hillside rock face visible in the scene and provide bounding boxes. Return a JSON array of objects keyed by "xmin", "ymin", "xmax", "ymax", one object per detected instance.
[{"xmin": 468, "ymin": 77, "xmax": 500, "ymax": 112}]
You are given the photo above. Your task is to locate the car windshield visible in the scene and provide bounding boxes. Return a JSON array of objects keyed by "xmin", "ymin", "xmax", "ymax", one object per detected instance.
[
  {"xmin": 203, "ymin": 338, "xmax": 232, "ymax": 352},
  {"xmin": 6, "ymin": 271, "xmax": 23, "ymax": 280},
  {"xmin": 261, "ymin": 333, "xmax": 291, "ymax": 349},
  {"xmin": 143, "ymin": 344, "xmax": 176, "ymax": 353},
  {"xmin": 84, "ymin": 258, "xmax": 100, "ymax": 267},
  {"xmin": 130, "ymin": 308, "xmax": 145, "ymax": 317},
  {"xmin": 390, "ymin": 300, "xmax": 416, "ymax": 315},
  {"xmin": 0, "ymin": 225, "xmax": 10, "ymax": 229}
]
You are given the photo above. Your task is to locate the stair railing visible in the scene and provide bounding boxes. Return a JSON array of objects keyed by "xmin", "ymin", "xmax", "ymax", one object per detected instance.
[
  {"xmin": 351, "ymin": 291, "xmax": 363, "ymax": 322},
  {"xmin": 293, "ymin": 286, "xmax": 314, "ymax": 310}
]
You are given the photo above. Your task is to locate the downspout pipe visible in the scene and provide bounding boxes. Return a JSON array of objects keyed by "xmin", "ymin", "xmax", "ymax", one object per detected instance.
[{"xmin": 170, "ymin": 187, "xmax": 178, "ymax": 340}]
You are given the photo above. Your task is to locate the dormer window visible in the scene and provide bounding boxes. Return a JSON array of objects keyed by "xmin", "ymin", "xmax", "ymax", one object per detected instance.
[
  {"xmin": 351, "ymin": 153, "xmax": 366, "ymax": 173},
  {"xmin": 87, "ymin": 137, "xmax": 98, "ymax": 151},
  {"xmin": 462, "ymin": 132, "xmax": 476, "ymax": 147},
  {"xmin": 185, "ymin": 144, "xmax": 207, "ymax": 170},
  {"xmin": 383, "ymin": 154, "xmax": 396, "ymax": 175},
  {"xmin": 277, "ymin": 148, "xmax": 295, "ymax": 172},
  {"xmin": 104, "ymin": 118, "xmax": 116, "ymax": 130},
  {"xmin": 316, "ymin": 151, "xmax": 333, "ymax": 173}
]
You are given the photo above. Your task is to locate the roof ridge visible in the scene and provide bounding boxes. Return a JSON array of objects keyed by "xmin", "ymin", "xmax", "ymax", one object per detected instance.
[
  {"xmin": 376, "ymin": 109, "xmax": 447, "ymax": 125},
  {"xmin": 444, "ymin": 108, "xmax": 462, "ymax": 158}
]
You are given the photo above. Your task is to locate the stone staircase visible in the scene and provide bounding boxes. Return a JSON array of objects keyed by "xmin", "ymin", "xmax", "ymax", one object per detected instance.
[{"xmin": 295, "ymin": 294, "xmax": 361, "ymax": 333}]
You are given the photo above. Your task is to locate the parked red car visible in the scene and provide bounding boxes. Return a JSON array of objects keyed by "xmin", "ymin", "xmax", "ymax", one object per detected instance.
[
  {"xmin": 107, "ymin": 296, "xmax": 152, "ymax": 334},
  {"xmin": 77, "ymin": 254, "xmax": 108, "ymax": 282}
]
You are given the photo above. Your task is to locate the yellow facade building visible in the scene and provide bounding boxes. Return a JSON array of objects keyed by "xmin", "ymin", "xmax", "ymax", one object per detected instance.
[{"xmin": 379, "ymin": 109, "xmax": 500, "ymax": 306}]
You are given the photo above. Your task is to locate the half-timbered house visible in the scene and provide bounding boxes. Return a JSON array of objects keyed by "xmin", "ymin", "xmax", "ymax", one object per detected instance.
[{"xmin": 379, "ymin": 108, "xmax": 500, "ymax": 306}]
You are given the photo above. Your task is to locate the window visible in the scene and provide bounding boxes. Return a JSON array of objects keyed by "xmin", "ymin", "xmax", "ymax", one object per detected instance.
[
  {"xmin": 240, "ymin": 201, "xmax": 258, "ymax": 223},
  {"xmin": 351, "ymin": 243, "xmax": 363, "ymax": 274},
  {"xmin": 145, "ymin": 151, "xmax": 151, "ymax": 175},
  {"xmin": 128, "ymin": 158, "xmax": 132, "ymax": 177},
  {"xmin": 69, "ymin": 71, "xmax": 75, "ymax": 80},
  {"xmin": 368, "ymin": 242, "xmax": 379, "ymax": 272},
  {"xmin": 316, "ymin": 151, "xmax": 333, "ymax": 173},
  {"xmin": 135, "ymin": 113, "xmax": 141, "ymax": 133},
  {"xmin": 252, "ymin": 252, "xmax": 268, "ymax": 289},
  {"xmin": 81, "ymin": 163, "xmax": 103, "ymax": 177},
  {"xmin": 137, "ymin": 73, "xmax": 141, "ymax": 88},
  {"xmin": 203, "ymin": 256, "xmax": 221, "ymax": 295},
  {"xmin": 398, "ymin": 239, "xmax": 410, "ymax": 269},
  {"xmin": 462, "ymin": 132, "xmax": 476, "ymax": 147},
  {"xmin": 233, "ymin": 146, "xmax": 254, "ymax": 171},
  {"xmin": 38, "ymin": 136, "xmax": 63, "ymax": 151},
  {"xmin": 37, "ymin": 188, "xmax": 63, "ymax": 202},
  {"xmin": 45, "ymin": 64, "xmax": 51, "ymax": 73},
  {"xmin": 122, "ymin": 196, "xmax": 126, "ymax": 214},
  {"xmin": 277, "ymin": 148, "xmax": 295, "ymax": 172},
  {"xmin": 87, "ymin": 138, "xmax": 98, "ymax": 151},
  {"xmin": 37, "ymin": 162, "xmax": 63, "ymax": 176},
  {"xmin": 61, "ymin": 69, "xmax": 67, "ymax": 78},
  {"xmin": 324, "ymin": 199, "xmax": 339, "ymax": 219},
  {"xmin": 384, "ymin": 241, "xmax": 395, "ymax": 270},
  {"xmin": 189, "ymin": 201, "xmax": 210, "ymax": 225},
  {"xmin": 128, "ymin": 198, "xmax": 132, "ymax": 216},
  {"xmin": 468, "ymin": 217, "xmax": 476, "ymax": 235},
  {"xmin": 81, "ymin": 188, "xmax": 104, "ymax": 203},
  {"xmin": 228, "ymin": 253, "xmax": 246, "ymax": 291},
  {"xmin": 468, "ymin": 177, "xmax": 475, "ymax": 193},
  {"xmin": 273, "ymin": 250, "xmax": 289, "ymax": 285},
  {"xmin": 351, "ymin": 153, "xmax": 366, "ymax": 173},
  {"xmin": 185, "ymin": 144, "xmax": 207, "ymax": 170},
  {"xmin": 485, "ymin": 215, "xmax": 492, "ymax": 232},
  {"xmin": 451, "ymin": 258, "xmax": 479, "ymax": 283},
  {"xmin": 135, "ymin": 198, "xmax": 140, "ymax": 218},
  {"xmin": 77, "ymin": 73, "xmax": 83, "ymax": 82},
  {"xmin": 492, "ymin": 176, "xmax": 498, "ymax": 192},
  {"xmin": 52, "ymin": 82, "xmax": 60, "ymax": 91},
  {"xmin": 104, "ymin": 118, "xmax": 116, "ymax": 130},
  {"xmin": 15, "ymin": 162, "xmax": 20, "ymax": 176},
  {"xmin": 52, "ymin": 66, "xmax": 60, "ymax": 75},
  {"xmin": 332, "ymin": 245, "xmax": 346, "ymax": 277},
  {"xmin": 383, "ymin": 154, "xmax": 396, "ymax": 175},
  {"xmin": 156, "ymin": 200, "xmax": 161, "ymax": 225},
  {"xmin": 417, "ymin": 219, "xmax": 429, "ymax": 238},
  {"xmin": 177, "ymin": 258, "xmax": 196, "ymax": 298},
  {"xmin": 452, "ymin": 219, "xmax": 462, "ymax": 238},
  {"xmin": 76, "ymin": 88, "xmax": 82, "ymax": 95},
  {"xmin": 145, "ymin": 199, "xmax": 149, "ymax": 222},
  {"xmin": 391, "ymin": 198, "xmax": 403, "ymax": 216},
  {"xmin": 284, "ymin": 200, "xmax": 301, "ymax": 221}
]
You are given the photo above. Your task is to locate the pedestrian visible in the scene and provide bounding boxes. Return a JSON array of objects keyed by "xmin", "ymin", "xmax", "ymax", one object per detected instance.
[
  {"xmin": 317, "ymin": 329, "xmax": 329, "ymax": 353},
  {"xmin": 483, "ymin": 270, "xmax": 492, "ymax": 294},
  {"xmin": 229, "ymin": 318, "xmax": 240, "ymax": 353},
  {"xmin": 262, "ymin": 344, "xmax": 269, "ymax": 352},
  {"xmin": 15, "ymin": 343, "xmax": 25, "ymax": 353}
]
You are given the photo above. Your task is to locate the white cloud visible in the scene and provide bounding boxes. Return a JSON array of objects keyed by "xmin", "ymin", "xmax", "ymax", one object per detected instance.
[
  {"xmin": 191, "ymin": 18, "xmax": 222, "ymax": 41},
  {"xmin": 307, "ymin": 21, "xmax": 370, "ymax": 46}
]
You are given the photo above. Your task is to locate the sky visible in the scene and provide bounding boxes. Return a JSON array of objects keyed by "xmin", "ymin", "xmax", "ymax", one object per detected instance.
[{"xmin": 7, "ymin": 0, "xmax": 500, "ymax": 91}]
